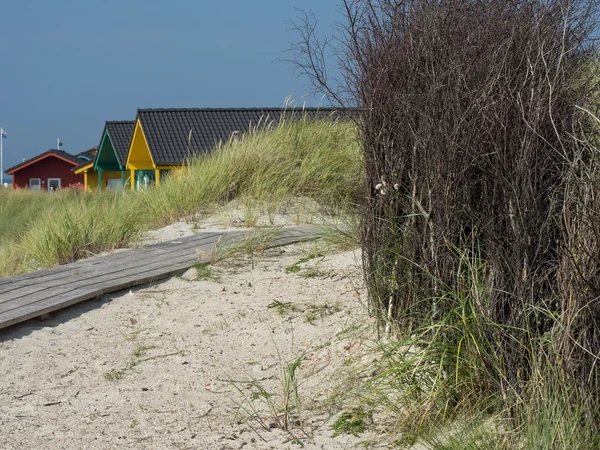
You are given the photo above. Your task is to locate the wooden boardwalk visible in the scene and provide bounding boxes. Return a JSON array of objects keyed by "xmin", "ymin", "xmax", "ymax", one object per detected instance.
[{"xmin": 0, "ymin": 227, "xmax": 319, "ymax": 330}]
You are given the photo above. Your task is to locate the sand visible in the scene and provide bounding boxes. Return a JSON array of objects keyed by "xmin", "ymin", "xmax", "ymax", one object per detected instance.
[{"xmin": 0, "ymin": 216, "xmax": 376, "ymax": 449}]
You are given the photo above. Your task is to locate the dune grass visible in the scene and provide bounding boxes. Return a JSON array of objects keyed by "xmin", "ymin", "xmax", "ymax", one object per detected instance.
[
  {"xmin": 330, "ymin": 245, "xmax": 600, "ymax": 449},
  {"xmin": 0, "ymin": 118, "xmax": 361, "ymax": 277},
  {"xmin": 17, "ymin": 190, "xmax": 144, "ymax": 269},
  {"xmin": 141, "ymin": 117, "xmax": 361, "ymax": 225}
]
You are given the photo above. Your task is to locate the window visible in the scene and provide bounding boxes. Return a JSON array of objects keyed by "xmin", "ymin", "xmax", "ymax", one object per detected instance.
[
  {"xmin": 107, "ymin": 179, "xmax": 123, "ymax": 190},
  {"xmin": 47, "ymin": 178, "xmax": 61, "ymax": 191},
  {"xmin": 29, "ymin": 178, "xmax": 41, "ymax": 190}
]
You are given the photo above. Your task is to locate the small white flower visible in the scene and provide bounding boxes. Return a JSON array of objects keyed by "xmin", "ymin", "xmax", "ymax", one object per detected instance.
[
  {"xmin": 375, "ymin": 183, "xmax": 383, "ymax": 191},
  {"xmin": 380, "ymin": 189, "xmax": 386, "ymax": 195},
  {"xmin": 394, "ymin": 183, "xmax": 399, "ymax": 191}
]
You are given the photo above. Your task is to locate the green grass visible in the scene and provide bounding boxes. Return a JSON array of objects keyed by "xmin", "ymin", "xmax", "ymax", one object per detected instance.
[
  {"xmin": 305, "ymin": 301, "xmax": 341, "ymax": 324},
  {"xmin": 19, "ymin": 190, "xmax": 143, "ymax": 269},
  {"xmin": 330, "ymin": 244, "xmax": 600, "ymax": 448},
  {"xmin": 331, "ymin": 407, "xmax": 371, "ymax": 437},
  {"xmin": 140, "ymin": 117, "xmax": 361, "ymax": 225},
  {"xmin": 267, "ymin": 300, "xmax": 298, "ymax": 316},
  {"xmin": 193, "ymin": 262, "xmax": 220, "ymax": 282},
  {"xmin": 229, "ymin": 352, "xmax": 307, "ymax": 433},
  {"xmin": 0, "ymin": 117, "xmax": 361, "ymax": 277},
  {"xmin": 103, "ymin": 368, "xmax": 125, "ymax": 382}
]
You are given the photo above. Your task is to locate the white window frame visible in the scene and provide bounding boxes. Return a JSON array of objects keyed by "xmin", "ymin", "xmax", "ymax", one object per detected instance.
[
  {"xmin": 29, "ymin": 178, "xmax": 41, "ymax": 190},
  {"xmin": 47, "ymin": 178, "xmax": 61, "ymax": 191}
]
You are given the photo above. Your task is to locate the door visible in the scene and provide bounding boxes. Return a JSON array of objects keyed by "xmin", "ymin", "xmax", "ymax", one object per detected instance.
[
  {"xmin": 47, "ymin": 178, "xmax": 61, "ymax": 191},
  {"xmin": 135, "ymin": 170, "xmax": 155, "ymax": 190}
]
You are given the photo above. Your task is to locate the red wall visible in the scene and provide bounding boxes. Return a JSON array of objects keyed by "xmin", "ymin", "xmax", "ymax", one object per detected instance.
[{"xmin": 12, "ymin": 156, "xmax": 84, "ymax": 190}]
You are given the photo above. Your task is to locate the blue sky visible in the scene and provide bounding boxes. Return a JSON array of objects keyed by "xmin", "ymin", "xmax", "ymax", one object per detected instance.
[{"xmin": 0, "ymin": 1, "xmax": 342, "ymax": 182}]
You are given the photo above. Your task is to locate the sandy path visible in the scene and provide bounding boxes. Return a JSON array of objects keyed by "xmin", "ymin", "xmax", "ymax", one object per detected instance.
[{"xmin": 0, "ymin": 241, "xmax": 372, "ymax": 449}]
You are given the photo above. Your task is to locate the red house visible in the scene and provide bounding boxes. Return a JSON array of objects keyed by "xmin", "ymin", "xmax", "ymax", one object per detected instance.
[{"xmin": 5, "ymin": 149, "xmax": 95, "ymax": 191}]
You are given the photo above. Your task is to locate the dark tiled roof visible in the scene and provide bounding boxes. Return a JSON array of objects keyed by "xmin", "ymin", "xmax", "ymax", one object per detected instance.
[
  {"xmin": 5, "ymin": 149, "xmax": 81, "ymax": 174},
  {"xmin": 137, "ymin": 107, "xmax": 347, "ymax": 166},
  {"xmin": 71, "ymin": 147, "xmax": 98, "ymax": 172},
  {"xmin": 105, "ymin": 121, "xmax": 135, "ymax": 166},
  {"xmin": 73, "ymin": 147, "xmax": 98, "ymax": 170},
  {"xmin": 76, "ymin": 148, "xmax": 97, "ymax": 160}
]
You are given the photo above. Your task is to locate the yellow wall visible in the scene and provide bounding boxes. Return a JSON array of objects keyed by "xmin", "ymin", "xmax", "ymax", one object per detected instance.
[
  {"xmin": 75, "ymin": 163, "xmax": 97, "ymax": 192},
  {"xmin": 84, "ymin": 171, "xmax": 98, "ymax": 192},
  {"xmin": 126, "ymin": 120, "xmax": 154, "ymax": 171}
]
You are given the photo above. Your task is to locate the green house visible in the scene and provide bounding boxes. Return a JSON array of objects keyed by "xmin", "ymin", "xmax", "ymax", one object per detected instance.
[{"xmin": 75, "ymin": 121, "xmax": 135, "ymax": 190}]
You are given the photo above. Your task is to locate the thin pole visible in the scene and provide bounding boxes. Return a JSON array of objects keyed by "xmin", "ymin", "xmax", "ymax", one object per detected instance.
[{"xmin": 1, "ymin": 129, "xmax": 3, "ymax": 186}]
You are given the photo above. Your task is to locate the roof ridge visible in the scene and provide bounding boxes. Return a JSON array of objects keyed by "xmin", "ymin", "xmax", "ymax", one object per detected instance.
[
  {"xmin": 5, "ymin": 149, "xmax": 80, "ymax": 174},
  {"xmin": 136, "ymin": 107, "xmax": 340, "ymax": 113}
]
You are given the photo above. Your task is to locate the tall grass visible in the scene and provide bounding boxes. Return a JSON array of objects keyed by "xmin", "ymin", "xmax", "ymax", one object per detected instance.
[
  {"xmin": 142, "ymin": 118, "xmax": 361, "ymax": 225},
  {"xmin": 338, "ymin": 244, "xmax": 600, "ymax": 448},
  {"xmin": 18, "ymin": 190, "xmax": 144, "ymax": 269},
  {"xmin": 0, "ymin": 118, "xmax": 361, "ymax": 277},
  {"xmin": 0, "ymin": 188, "xmax": 75, "ymax": 246}
]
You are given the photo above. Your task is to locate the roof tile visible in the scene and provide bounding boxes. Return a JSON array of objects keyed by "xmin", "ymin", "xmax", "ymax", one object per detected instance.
[
  {"xmin": 105, "ymin": 121, "xmax": 135, "ymax": 166},
  {"xmin": 137, "ymin": 107, "xmax": 348, "ymax": 166}
]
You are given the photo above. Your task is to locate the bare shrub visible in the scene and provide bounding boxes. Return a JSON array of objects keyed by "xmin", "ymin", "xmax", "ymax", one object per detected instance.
[{"xmin": 292, "ymin": 0, "xmax": 600, "ymax": 413}]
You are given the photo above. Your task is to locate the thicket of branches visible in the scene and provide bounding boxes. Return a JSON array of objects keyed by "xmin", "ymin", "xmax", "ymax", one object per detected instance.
[{"xmin": 293, "ymin": 0, "xmax": 600, "ymax": 417}]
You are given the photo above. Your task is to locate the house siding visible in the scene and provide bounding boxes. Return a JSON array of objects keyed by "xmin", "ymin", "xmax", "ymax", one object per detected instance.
[
  {"xmin": 99, "ymin": 170, "xmax": 127, "ymax": 189},
  {"xmin": 12, "ymin": 156, "xmax": 83, "ymax": 190}
]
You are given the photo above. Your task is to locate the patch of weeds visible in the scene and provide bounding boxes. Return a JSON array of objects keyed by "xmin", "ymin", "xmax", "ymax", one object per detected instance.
[
  {"xmin": 128, "ymin": 344, "xmax": 156, "ymax": 370},
  {"xmin": 285, "ymin": 251, "xmax": 325, "ymax": 274},
  {"xmin": 283, "ymin": 437, "xmax": 305, "ymax": 447},
  {"xmin": 317, "ymin": 218, "xmax": 360, "ymax": 252},
  {"xmin": 105, "ymin": 344, "xmax": 157, "ymax": 381},
  {"xmin": 305, "ymin": 301, "xmax": 342, "ymax": 324},
  {"xmin": 300, "ymin": 266, "xmax": 329, "ymax": 279},
  {"xmin": 268, "ymin": 300, "xmax": 298, "ymax": 316},
  {"xmin": 233, "ymin": 310, "xmax": 248, "ymax": 319},
  {"xmin": 104, "ymin": 369, "xmax": 125, "ymax": 381},
  {"xmin": 229, "ymin": 352, "xmax": 307, "ymax": 433},
  {"xmin": 124, "ymin": 325, "xmax": 148, "ymax": 342},
  {"xmin": 336, "ymin": 323, "xmax": 365, "ymax": 338},
  {"xmin": 285, "ymin": 264, "xmax": 302, "ymax": 274},
  {"xmin": 332, "ymin": 407, "xmax": 371, "ymax": 437},
  {"xmin": 132, "ymin": 343, "xmax": 154, "ymax": 360},
  {"xmin": 392, "ymin": 435, "xmax": 419, "ymax": 448},
  {"xmin": 194, "ymin": 262, "xmax": 220, "ymax": 282}
]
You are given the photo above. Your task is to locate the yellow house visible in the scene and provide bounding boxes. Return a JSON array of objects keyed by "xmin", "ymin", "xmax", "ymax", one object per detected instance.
[
  {"xmin": 125, "ymin": 116, "xmax": 171, "ymax": 190},
  {"xmin": 75, "ymin": 121, "xmax": 135, "ymax": 191},
  {"xmin": 125, "ymin": 107, "xmax": 340, "ymax": 190}
]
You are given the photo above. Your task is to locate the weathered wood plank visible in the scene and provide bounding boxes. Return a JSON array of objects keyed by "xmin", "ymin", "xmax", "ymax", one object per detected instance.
[
  {"xmin": 0, "ymin": 251, "xmax": 203, "ymax": 313},
  {"xmin": 0, "ymin": 258, "xmax": 206, "ymax": 329},
  {"xmin": 0, "ymin": 233, "xmax": 228, "ymax": 300},
  {"xmin": 0, "ymin": 227, "xmax": 320, "ymax": 330},
  {"xmin": 0, "ymin": 231, "xmax": 229, "ymax": 291}
]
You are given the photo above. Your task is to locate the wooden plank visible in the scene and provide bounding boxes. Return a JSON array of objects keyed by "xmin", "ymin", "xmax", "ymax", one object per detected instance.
[
  {"xmin": 0, "ymin": 231, "xmax": 235, "ymax": 296},
  {"xmin": 0, "ymin": 233, "xmax": 226, "ymax": 300},
  {"xmin": 0, "ymin": 231, "xmax": 228, "ymax": 291},
  {"xmin": 0, "ymin": 250, "xmax": 202, "ymax": 315},
  {"xmin": 0, "ymin": 226, "xmax": 321, "ymax": 330},
  {"xmin": 0, "ymin": 259, "xmax": 199, "ymax": 329}
]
